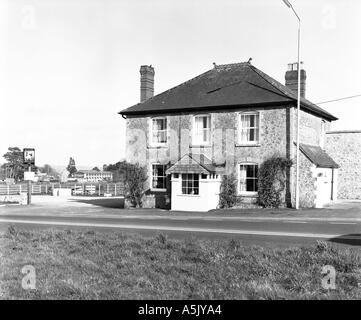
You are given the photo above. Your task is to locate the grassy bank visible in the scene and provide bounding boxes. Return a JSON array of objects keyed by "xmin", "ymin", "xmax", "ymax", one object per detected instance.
[{"xmin": 0, "ymin": 226, "xmax": 360, "ymax": 300}]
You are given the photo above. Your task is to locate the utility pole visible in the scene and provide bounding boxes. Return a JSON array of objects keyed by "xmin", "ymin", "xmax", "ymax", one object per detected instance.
[{"xmin": 282, "ymin": 0, "xmax": 301, "ymax": 209}]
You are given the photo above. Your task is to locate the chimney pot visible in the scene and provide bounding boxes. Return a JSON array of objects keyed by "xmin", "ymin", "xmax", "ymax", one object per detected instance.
[{"xmin": 140, "ymin": 65, "xmax": 155, "ymax": 102}]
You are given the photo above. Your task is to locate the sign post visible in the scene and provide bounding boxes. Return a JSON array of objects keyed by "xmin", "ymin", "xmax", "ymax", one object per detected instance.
[{"xmin": 23, "ymin": 148, "xmax": 35, "ymax": 205}]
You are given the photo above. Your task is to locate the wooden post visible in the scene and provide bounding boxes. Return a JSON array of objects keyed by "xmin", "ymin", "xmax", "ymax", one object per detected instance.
[
  {"xmin": 98, "ymin": 184, "xmax": 101, "ymax": 196},
  {"xmin": 27, "ymin": 165, "xmax": 31, "ymax": 205},
  {"xmin": 114, "ymin": 183, "xmax": 116, "ymax": 196}
]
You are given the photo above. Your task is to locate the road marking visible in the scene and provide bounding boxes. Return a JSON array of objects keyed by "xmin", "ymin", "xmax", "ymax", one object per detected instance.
[
  {"xmin": 0, "ymin": 218, "xmax": 359, "ymax": 240},
  {"xmin": 282, "ymin": 221, "xmax": 308, "ymax": 224},
  {"xmin": 329, "ymin": 222, "xmax": 357, "ymax": 225}
]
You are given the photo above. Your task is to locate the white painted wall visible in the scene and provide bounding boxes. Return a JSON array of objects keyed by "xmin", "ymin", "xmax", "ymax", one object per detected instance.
[{"xmin": 170, "ymin": 174, "xmax": 221, "ymax": 212}]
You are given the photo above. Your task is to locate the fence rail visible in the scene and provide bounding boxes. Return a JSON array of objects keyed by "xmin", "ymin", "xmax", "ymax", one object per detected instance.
[{"xmin": 0, "ymin": 183, "xmax": 124, "ymax": 196}]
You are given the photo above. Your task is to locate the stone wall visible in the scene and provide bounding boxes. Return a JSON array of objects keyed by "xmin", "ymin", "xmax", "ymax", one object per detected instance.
[
  {"xmin": 298, "ymin": 152, "xmax": 316, "ymax": 208},
  {"xmin": 325, "ymin": 131, "xmax": 361, "ymax": 199},
  {"xmin": 298, "ymin": 110, "xmax": 331, "ymax": 146}
]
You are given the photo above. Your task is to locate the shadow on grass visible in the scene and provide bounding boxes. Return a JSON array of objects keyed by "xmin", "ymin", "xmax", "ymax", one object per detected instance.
[
  {"xmin": 71, "ymin": 197, "xmax": 125, "ymax": 209},
  {"xmin": 329, "ymin": 234, "xmax": 361, "ymax": 246}
]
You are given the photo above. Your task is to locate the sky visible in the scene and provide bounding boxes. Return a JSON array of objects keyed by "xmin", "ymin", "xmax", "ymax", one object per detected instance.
[{"xmin": 0, "ymin": 0, "xmax": 360, "ymax": 169}]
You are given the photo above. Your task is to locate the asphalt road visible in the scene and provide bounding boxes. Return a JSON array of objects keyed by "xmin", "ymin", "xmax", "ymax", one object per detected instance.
[{"xmin": 0, "ymin": 212, "xmax": 360, "ymax": 247}]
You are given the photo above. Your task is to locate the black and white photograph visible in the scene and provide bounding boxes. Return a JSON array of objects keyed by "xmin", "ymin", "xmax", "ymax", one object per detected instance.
[{"xmin": 0, "ymin": 0, "xmax": 361, "ymax": 307}]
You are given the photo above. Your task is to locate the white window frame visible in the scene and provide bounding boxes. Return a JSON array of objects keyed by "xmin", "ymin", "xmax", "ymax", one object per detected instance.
[
  {"xmin": 238, "ymin": 163, "xmax": 259, "ymax": 195},
  {"xmin": 238, "ymin": 112, "xmax": 260, "ymax": 145},
  {"xmin": 181, "ymin": 173, "xmax": 200, "ymax": 196},
  {"xmin": 149, "ymin": 117, "xmax": 168, "ymax": 146},
  {"xmin": 192, "ymin": 114, "xmax": 211, "ymax": 146},
  {"xmin": 150, "ymin": 163, "xmax": 167, "ymax": 191}
]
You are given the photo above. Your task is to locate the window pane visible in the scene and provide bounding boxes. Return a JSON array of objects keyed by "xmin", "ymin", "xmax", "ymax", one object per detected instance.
[
  {"xmin": 240, "ymin": 164, "xmax": 258, "ymax": 192},
  {"xmin": 249, "ymin": 128, "xmax": 255, "ymax": 141},
  {"xmin": 152, "ymin": 118, "xmax": 167, "ymax": 144},
  {"xmin": 194, "ymin": 116, "xmax": 210, "ymax": 144},
  {"xmin": 181, "ymin": 173, "xmax": 199, "ymax": 195},
  {"xmin": 152, "ymin": 164, "xmax": 166, "ymax": 189},
  {"xmin": 249, "ymin": 115, "xmax": 255, "ymax": 127},
  {"xmin": 239, "ymin": 113, "xmax": 259, "ymax": 142},
  {"xmin": 246, "ymin": 179, "xmax": 254, "ymax": 191}
]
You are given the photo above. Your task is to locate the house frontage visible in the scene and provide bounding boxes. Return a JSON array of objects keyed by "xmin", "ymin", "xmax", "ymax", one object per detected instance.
[{"xmin": 119, "ymin": 62, "xmax": 339, "ymax": 211}]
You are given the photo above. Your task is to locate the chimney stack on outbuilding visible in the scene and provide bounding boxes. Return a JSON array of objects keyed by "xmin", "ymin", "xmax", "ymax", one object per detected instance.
[
  {"xmin": 140, "ymin": 65, "xmax": 155, "ymax": 102},
  {"xmin": 285, "ymin": 62, "xmax": 307, "ymax": 98}
]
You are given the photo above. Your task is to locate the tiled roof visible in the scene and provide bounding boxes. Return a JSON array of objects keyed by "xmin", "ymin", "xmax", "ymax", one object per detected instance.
[
  {"xmin": 166, "ymin": 154, "xmax": 217, "ymax": 174},
  {"xmin": 119, "ymin": 62, "xmax": 337, "ymax": 121},
  {"xmin": 300, "ymin": 143, "xmax": 339, "ymax": 168}
]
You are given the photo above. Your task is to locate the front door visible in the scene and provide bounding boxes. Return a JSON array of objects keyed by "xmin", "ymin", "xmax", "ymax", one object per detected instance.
[{"xmin": 315, "ymin": 168, "xmax": 333, "ymax": 208}]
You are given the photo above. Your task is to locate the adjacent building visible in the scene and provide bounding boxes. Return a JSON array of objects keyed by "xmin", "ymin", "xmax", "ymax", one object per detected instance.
[
  {"xmin": 73, "ymin": 170, "xmax": 113, "ymax": 183},
  {"xmin": 119, "ymin": 62, "xmax": 339, "ymax": 211},
  {"xmin": 325, "ymin": 131, "xmax": 361, "ymax": 200}
]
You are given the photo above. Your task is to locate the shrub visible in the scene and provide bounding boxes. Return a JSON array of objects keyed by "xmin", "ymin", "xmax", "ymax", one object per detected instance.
[
  {"xmin": 218, "ymin": 173, "xmax": 238, "ymax": 209},
  {"xmin": 122, "ymin": 163, "xmax": 148, "ymax": 208},
  {"xmin": 258, "ymin": 157, "xmax": 293, "ymax": 208}
]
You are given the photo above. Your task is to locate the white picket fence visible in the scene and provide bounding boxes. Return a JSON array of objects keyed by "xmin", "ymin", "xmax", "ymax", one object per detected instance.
[{"xmin": 0, "ymin": 183, "xmax": 124, "ymax": 196}]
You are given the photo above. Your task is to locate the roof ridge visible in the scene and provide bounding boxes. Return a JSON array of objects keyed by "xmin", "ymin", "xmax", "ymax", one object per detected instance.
[
  {"xmin": 247, "ymin": 64, "xmax": 291, "ymax": 98},
  {"xmin": 214, "ymin": 62, "xmax": 249, "ymax": 69}
]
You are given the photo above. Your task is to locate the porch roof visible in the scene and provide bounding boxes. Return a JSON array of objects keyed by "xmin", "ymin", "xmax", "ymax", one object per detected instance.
[
  {"xmin": 166, "ymin": 154, "xmax": 218, "ymax": 174},
  {"xmin": 300, "ymin": 143, "xmax": 340, "ymax": 169}
]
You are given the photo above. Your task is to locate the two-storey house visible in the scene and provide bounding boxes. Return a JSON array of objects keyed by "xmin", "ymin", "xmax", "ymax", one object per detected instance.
[{"xmin": 119, "ymin": 62, "xmax": 339, "ymax": 211}]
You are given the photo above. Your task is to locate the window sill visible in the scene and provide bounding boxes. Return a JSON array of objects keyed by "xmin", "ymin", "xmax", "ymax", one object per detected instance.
[
  {"xmin": 190, "ymin": 144, "xmax": 212, "ymax": 148},
  {"xmin": 150, "ymin": 188, "xmax": 167, "ymax": 192},
  {"xmin": 148, "ymin": 144, "xmax": 168, "ymax": 149},
  {"xmin": 238, "ymin": 192, "xmax": 258, "ymax": 197},
  {"xmin": 235, "ymin": 143, "xmax": 260, "ymax": 147},
  {"xmin": 177, "ymin": 194, "xmax": 201, "ymax": 197}
]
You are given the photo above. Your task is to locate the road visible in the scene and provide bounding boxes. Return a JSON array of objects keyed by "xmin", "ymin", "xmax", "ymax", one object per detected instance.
[{"xmin": 0, "ymin": 208, "xmax": 360, "ymax": 247}]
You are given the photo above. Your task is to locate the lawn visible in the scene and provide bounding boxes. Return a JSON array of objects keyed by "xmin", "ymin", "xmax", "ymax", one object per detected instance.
[{"xmin": 0, "ymin": 226, "xmax": 360, "ymax": 300}]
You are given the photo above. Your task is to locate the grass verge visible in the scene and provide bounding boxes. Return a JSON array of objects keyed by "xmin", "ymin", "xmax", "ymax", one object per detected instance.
[{"xmin": 0, "ymin": 226, "xmax": 360, "ymax": 300}]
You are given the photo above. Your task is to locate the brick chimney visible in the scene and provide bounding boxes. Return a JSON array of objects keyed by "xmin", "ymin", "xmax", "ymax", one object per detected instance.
[
  {"xmin": 285, "ymin": 62, "xmax": 306, "ymax": 98},
  {"xmin": 140, "ymin": 65, "xmax": 155, "ymax": 102}
]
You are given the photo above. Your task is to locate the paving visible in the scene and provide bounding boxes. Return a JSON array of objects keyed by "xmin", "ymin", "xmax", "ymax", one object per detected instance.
[{"xmin": 0, "ymin": 195, "xmax": 360, "ymax": 247}]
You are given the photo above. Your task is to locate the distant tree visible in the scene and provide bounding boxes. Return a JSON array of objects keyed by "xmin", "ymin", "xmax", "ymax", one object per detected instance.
[
  {"xmin": 92, "ymin": 167, "xmax": 100, "ymax": 171},
  {"xmin": 39, "ymin": 164, "xmax": 59, "ymax": 177},
  {"xmin": 103, "ymin": 161, "xmax": 128, "ymax": 182},
  {"xmin": 2, "ymin": 147, "xmax": 27, "ymax": 181},
  {"xmin": 66, "ymin": 157, "xmax": 77, "ymax": 177}
]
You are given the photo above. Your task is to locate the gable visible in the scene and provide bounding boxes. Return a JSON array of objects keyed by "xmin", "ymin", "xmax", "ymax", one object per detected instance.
[{"xmin": 166, "ymin": 154, "xmax": 217, "ymax": 174}]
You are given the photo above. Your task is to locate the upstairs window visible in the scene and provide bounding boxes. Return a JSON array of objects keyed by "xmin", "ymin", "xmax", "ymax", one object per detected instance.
[
  {"xmin": 150, "ymin": 117, "xmax": 167, "ymax": 145},
  {"xmin": 193, "ymin": 115, "xmax": 211, "ymax": 145},
  {"xmin": 238, "ymin": 112, "xmax": 260, "ymax": 144},
  {"xmin": 181, "ymin": 173, "xmax": 199, "ymax": 195},
  {"xmin": 151, "ymin": 164, "xmax": 166, "ymax": 190},
  {"xmin": 239, "ymin": 164, "xmax": 258, "ymax": 194}
]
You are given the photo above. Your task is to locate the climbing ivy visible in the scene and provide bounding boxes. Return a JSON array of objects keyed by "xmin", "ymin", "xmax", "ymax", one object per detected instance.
[
  {"xmin": 219, "ymin": 173, "xmax": 239, "ymax": 209},
  {"xmin": 258, "ymin": 157, "xmax": 293, "ymax": 208}
]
